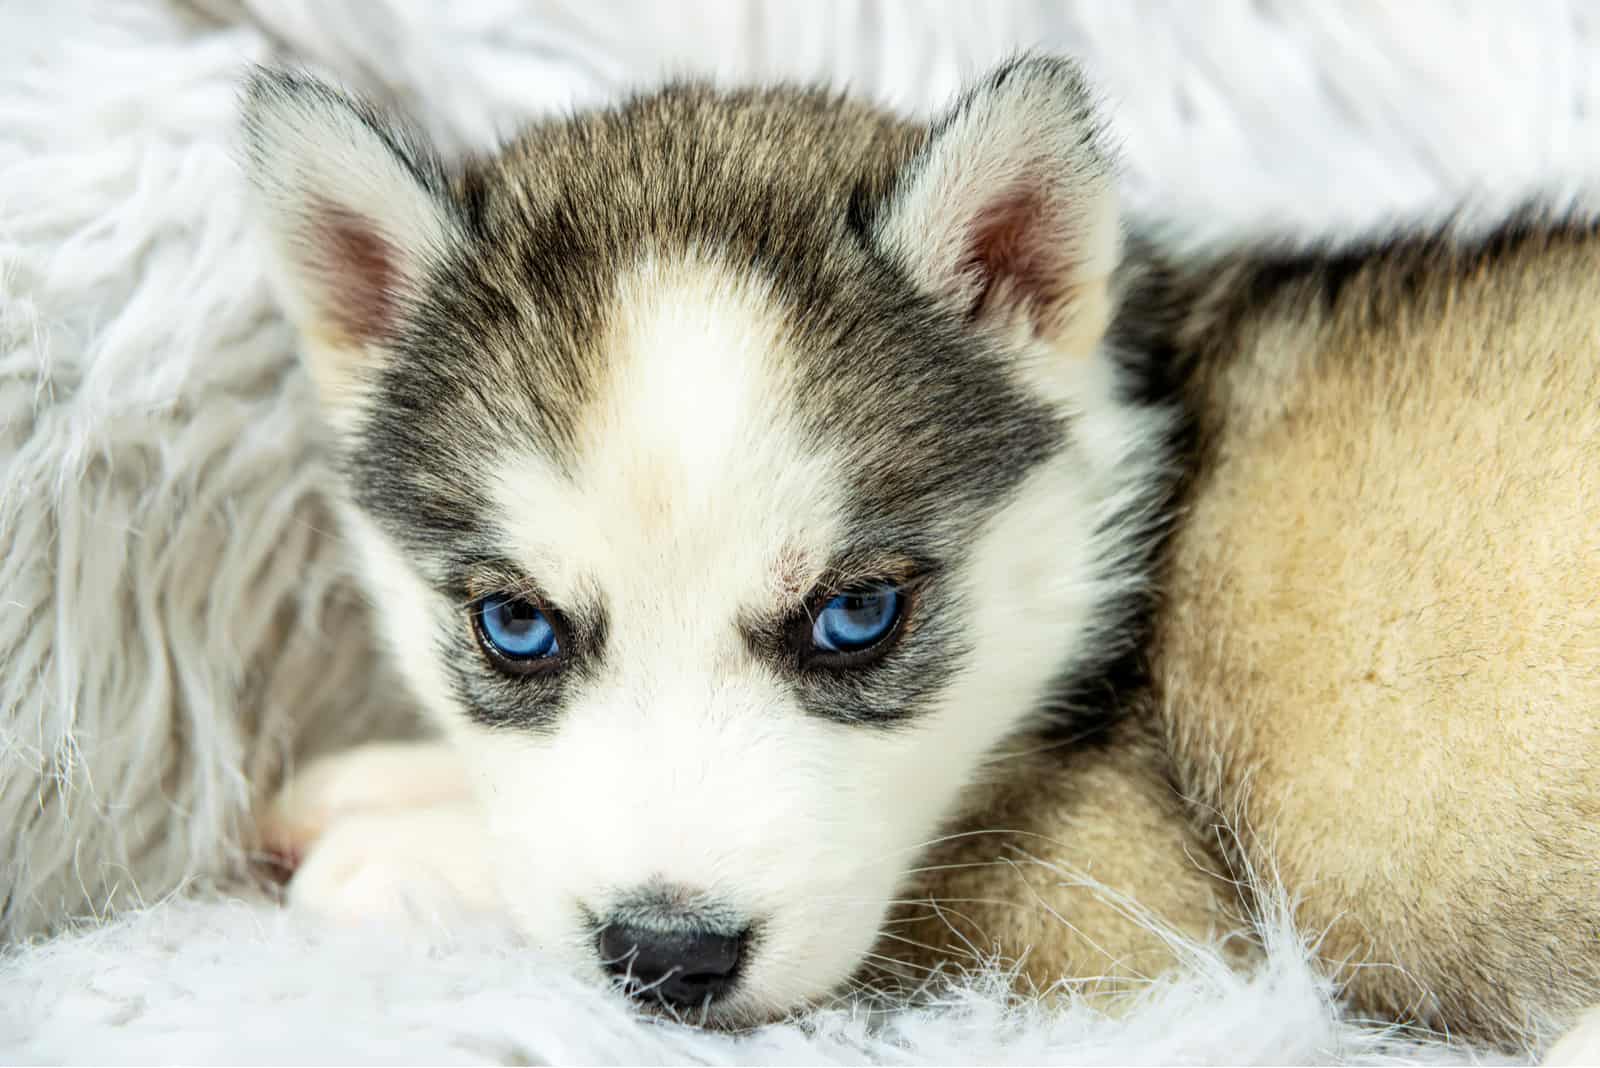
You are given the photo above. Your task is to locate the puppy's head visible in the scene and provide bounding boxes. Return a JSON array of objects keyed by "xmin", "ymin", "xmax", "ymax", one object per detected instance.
[{"xmin": 242, "ymin": 58, "xmax": 1162, "ymax": 1022}]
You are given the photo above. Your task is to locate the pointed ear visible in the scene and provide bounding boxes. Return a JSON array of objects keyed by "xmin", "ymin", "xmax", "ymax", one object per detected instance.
[
  {"xmin": 869, "ymin": 56, "xmax": 1120, "ymax": 355},
  {"xmin": 239, "ymin": 69, "xmax": 459, "ymax": 419}
]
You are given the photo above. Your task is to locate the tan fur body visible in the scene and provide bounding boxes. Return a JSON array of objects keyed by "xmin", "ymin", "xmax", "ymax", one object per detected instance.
[
  {"xmin": 887, "ymin": 717, "xmax": 1249, "ymax": 1001},
  {"xmin": 889, "ymin": 223, "xmax": 1600, "ymax": 1050}
]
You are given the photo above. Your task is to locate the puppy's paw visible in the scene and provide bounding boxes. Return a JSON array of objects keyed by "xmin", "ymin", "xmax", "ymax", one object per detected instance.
[
  {"xmin": 1546, "ymin": 1005, "xmax": 1600, "ymax": 1066},
  {"xmin": 258, "ymin": 740, "xmax": 472, "ymax": 870},
  {"xmin": 285, "ymin": 801, "xmax": 503, "ymax": 925}
]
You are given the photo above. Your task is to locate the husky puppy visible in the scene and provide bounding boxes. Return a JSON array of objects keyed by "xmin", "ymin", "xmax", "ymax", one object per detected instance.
[
  {"xmin": 243, "ymin": 57, "xmax": 1165, "ymax": 1024},
  {"xmin": 242, "ymin": 57, "xmax": 1599, "ymax": 1051}
]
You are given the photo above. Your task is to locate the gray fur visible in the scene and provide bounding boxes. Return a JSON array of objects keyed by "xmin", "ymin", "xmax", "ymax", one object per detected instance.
[{"xmin": 240, "ymin": 59, "xmax": 1134, "ymax": 733}]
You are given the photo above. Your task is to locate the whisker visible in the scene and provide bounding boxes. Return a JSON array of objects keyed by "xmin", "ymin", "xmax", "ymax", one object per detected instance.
[
  {"xmin": 815, "ymin": 894, "xmax": 1030, "ymax": 909},
  {"xmin": 873, "ymin": 929, "xmax": 965, "ymax": 957},
  {"xmin": 860, "ymin": 951, "xmax": 944, "ymax": 977},
  {"xmin": 888, "ymin": 827, "xmax": 1041, "ymax": 857},
  {"xmin": 982, "ymin": 728, "xmax": 1107, "ymax": 761},
  {"xmin": 900, "ymin": 858, "xmax": 1047, "ymax": 877},
  {"xmin": 890, "ymin": 824, "xmax": 1109, "ymax": 861}
]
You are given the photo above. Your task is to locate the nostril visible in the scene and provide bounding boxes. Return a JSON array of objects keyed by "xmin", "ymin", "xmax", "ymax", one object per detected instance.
[{"xmin": 598, "ymin": 921, "xmax": 747, "ymax": 1008}]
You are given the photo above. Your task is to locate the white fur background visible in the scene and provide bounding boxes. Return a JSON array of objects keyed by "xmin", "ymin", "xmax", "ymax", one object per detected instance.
[{"xmin": 1, "ymin": 0, "xmax": 1594, "ymax": 1061}]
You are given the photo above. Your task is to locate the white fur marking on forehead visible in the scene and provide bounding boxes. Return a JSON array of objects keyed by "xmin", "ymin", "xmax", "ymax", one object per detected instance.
[
  {"xmin": 598, "ymin": 256, "xmax": 794, "ymax": 501},
  {"xmin": 488, "ymin": 255, "xmax": 843, "ymax": 613}
]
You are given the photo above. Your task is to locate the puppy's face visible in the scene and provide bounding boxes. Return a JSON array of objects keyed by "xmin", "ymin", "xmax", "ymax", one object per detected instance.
[{"xmin": 243, "ymin": 59, "xmax": 1161, "ymax": 1022}]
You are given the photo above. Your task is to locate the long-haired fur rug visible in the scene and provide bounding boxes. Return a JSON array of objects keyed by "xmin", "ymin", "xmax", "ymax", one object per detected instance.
[{"xmin": 2, "ymin": 1, "xmax": 1595, "ymax": 1061}]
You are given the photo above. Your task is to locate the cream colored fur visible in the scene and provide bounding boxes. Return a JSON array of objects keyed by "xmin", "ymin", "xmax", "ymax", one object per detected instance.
[
  {"xmin": 1157, "ymin": 229, "xmax": 1600, "ymax": 1049},
  {"xmin": 884, "ymin": 226, "xmax": 1600, "ymax": 1054}
]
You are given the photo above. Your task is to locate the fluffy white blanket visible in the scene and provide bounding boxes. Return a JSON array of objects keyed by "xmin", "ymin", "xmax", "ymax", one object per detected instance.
[{"xmin": 2, "ymin": 0, "xmax": 1595, "ymax": 1061}]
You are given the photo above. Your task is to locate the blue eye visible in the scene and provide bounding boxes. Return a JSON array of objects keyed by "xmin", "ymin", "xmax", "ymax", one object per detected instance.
[
  {"xmin": 811, "ymin": 585, "xmax": 903, "ymax": 655},
  {"xmin": 477, "ymin": 594, "xmax": 560, "ymax": 663}
]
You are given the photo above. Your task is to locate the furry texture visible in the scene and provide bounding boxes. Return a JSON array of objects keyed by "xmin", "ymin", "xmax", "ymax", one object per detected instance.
[
  {"xmin": 236, "ymin": 56, "xmax": 1174, "ymax": 1025},
  {"xmin": 1140, "ymin": 221, "xmax": 1600, "ymax": 1049},
  {"xmin": 3, "ymin": 0, "xmax": 1599, "ymax": 1061},
  {"xmin": 0, "ymin": 897, "xmax": 1505, "ymax": 1065}
]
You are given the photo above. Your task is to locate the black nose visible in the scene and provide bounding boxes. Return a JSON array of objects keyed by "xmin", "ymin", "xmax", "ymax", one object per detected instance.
[{"xmin": 598, "ymin": 921, "xmax": 746, "ymax": 1008}]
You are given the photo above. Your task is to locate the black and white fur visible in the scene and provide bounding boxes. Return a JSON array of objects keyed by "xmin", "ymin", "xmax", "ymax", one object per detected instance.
[{"xmin": 242, "ymin": 58, "xmax": 1173, "ymax": 1022}]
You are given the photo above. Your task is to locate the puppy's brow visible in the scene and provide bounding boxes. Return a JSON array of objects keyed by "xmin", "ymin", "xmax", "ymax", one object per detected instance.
[{"xmin": 771, "ymin": 545, "xmax": 814, "ymax": 602}]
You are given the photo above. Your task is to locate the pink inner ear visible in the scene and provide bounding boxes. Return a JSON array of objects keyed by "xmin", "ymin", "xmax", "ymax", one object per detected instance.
[
  {"xmin": 311, "ymin": 199, "xmax": 400, "ymax": 344},
  {"xmin": 961, "ymin": 182, "xmax": 1067, "ymax": 323}
]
